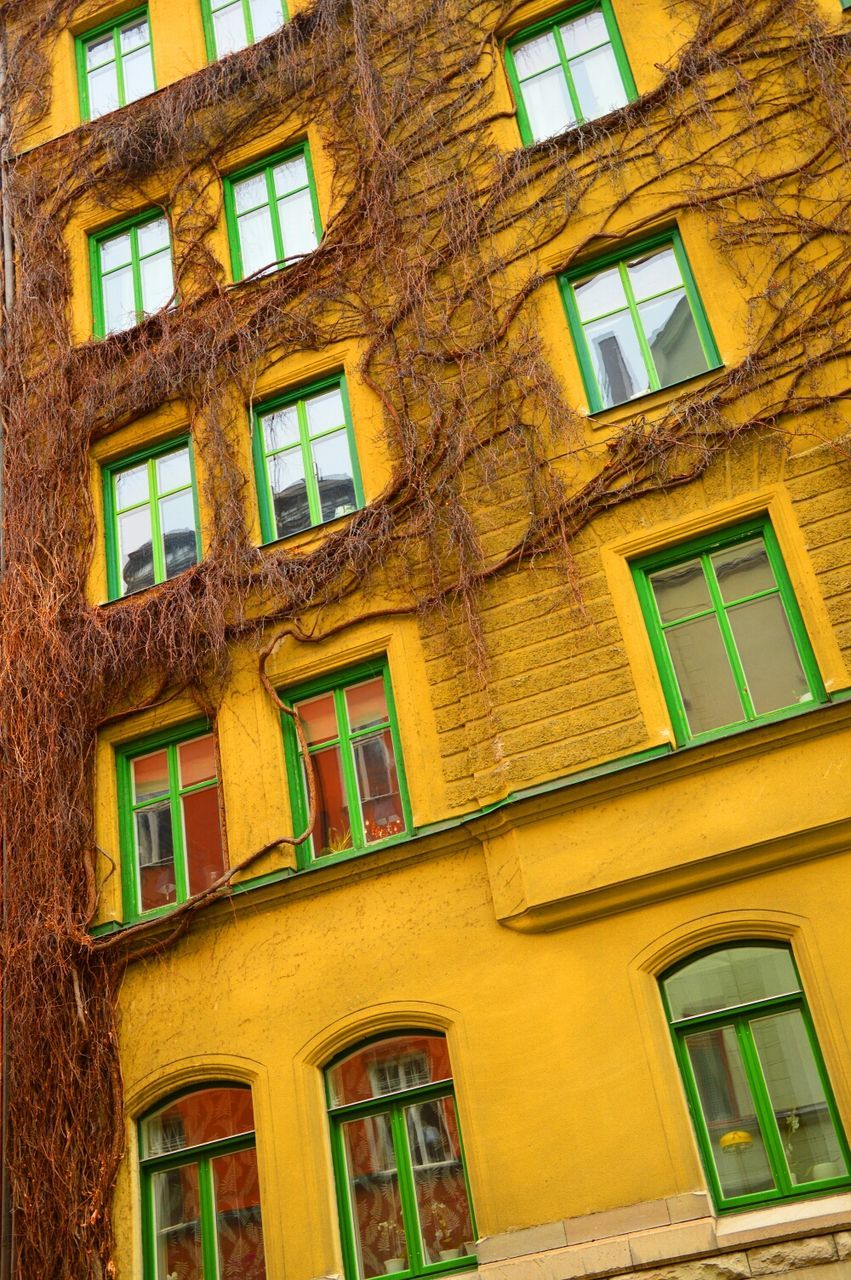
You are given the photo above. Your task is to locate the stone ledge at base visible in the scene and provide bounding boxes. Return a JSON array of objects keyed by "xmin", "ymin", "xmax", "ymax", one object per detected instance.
[{"xmin": 475, "ymin": 1193, "xmax": 851, "ymax": 1280}]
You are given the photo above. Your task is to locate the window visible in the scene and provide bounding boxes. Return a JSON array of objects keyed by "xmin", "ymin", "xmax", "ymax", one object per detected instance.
[
  {"xmin": 281, "ymin": 661, "xmax": 411, "ymax": 865},
  {"xmin": 560, "ymin": 230, "xmax": 720, "ymax": 411},
  {"xmin": 225, "ymin": 146, "xmax": 321, "ymax": 281},
  {"xmin": 140, "ymin": 1084, "xmax": 266, "ymax": 1278},
  {"xmin": 326, "ymin": 1033, "xmax": 477, "ymax": 1280},
  {"xmin": 253, "ymin": 376, "xmax": 363, "ymax": 543},
  {"xmin": 91, "ymin": 212, "xmax": 175, "ymax": 337},
  {"xmin": 77, "ymin": 8, "xmax": 156, "ymax": 121},
  {"xmin": 117, "ymin": 724, "xmax": 225, "ymax": 918},
  {"xmin": 103, "ymin": 440, "xmax": 200, "ymax": 599},
  {"xmin": 505, "ymin": 0, "xmax": 635, "ymax": 145},
  {"xmin": 202, "ymin": 0, "xmax": 287, "ymax": 59},
  {"xmin": 632, "ymin": 518, "xmax": 826, "ymax": 744},
  {"xmin": 661, "ymin": 944, "xmax": 851, "ymax": 1211}
]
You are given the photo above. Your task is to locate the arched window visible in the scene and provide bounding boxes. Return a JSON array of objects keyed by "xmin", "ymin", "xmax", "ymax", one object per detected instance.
[
  {"xmin": 139, "ymin": 1083, "xmax": 266, "ymax": 1279},
  {"xmin": 326, "ymin": 1032, "xmax": 476, "ymax": 1279},
  {"xmin": 661, "ymin": 943, "xmax": 851, "ymax": 1210}
]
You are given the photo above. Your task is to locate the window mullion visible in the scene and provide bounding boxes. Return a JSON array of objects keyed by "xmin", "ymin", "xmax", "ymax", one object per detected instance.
[
  {"xmin": 113, "ymin": 27, "xmax": 127, "ymax": 108},
  {"xmin": 299, "ymin": 400, "xmax": 322, "ymax": 526},
  {"xmin": 336, "ymin": 688, "xmax": 365, "ymax": 848},
  {"xmin": 147, "ymin": 457, "xmax": 167, "ymax": 584},
  {"xmin": 197, "ymin": 1156, "xmax": 220, "ymax": 1280},
  {"xmin": 390, "ymin": 1102, "xmax": 424, "ymax": 1275},
  {"xmin": 243, "ymin": 0, "xmax": 255, "ymax": 43},
  {"xmin": 737, "ymin": 1018, "xmax": 791, "ymax": 1196},
  {"xmin": 621, "ymin": 261, "xmax": 659, "ymax": 391},
  {"xmin": 130, "ymin": 225, "xmax": 145, "ymax": 324},
  {"xmin": 168, "ymin": 743, "xmax": 190, "ymax": 903},
  {"xmin": 702, "ymin": 552, "xmax": 756, "ymax": 719},
  {"xmin": 266, "ymin": 167, "xmax": 286, "ymax": 265},
  {"xmin": 551, "ymin": 25, "xmax": 583, "ymax": 125}
]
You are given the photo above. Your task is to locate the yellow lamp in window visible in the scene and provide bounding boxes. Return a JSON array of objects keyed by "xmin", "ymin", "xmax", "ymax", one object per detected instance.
[{"xmin": 720, "ymin": 1130, "xmax": 754, "ymax": 1151}]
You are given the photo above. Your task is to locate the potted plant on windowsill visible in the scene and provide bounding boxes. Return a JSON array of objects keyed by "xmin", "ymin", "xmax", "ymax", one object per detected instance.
[
  {"xmin": 433, "ymin": 1204, "xmax": 464, "ymax": 1261},
  {"xmin": 378, "ymin": 1220, "xmax": 406, "ymax": 1274}
]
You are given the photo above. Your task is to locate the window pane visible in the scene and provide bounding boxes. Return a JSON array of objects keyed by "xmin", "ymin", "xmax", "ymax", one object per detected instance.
[
  {"xmin": 213, "ymin": 1148, "xmax": 267, "ymax": 1279},
  {"xmin": 570, "ymin": 44, "xmax": 628, "ymax": 120},
  {"xmin": 261, "ymin": 405, "xmax": 300, "ymax": 452},
  {"xmin": 639, "ymin": 290, "xmax": 709, "ymax": 388},
  {"xmin": 88, "ymin": 62, "xmax": 120, "ymax": 118},
  {"xmin": 118, "ymin": 505, "xmax": 155, "ymax": 593},
  {"xmin": 305, "ymin": 388, "xmax": 345, "ymax": 436},
  {"xmin": 727, "ymin": 595, "xmax": 810, "ymax": 716},
  {"xmin": 143, "ymin": 1087, "xmax": 255, "ymax": 1155},
  {"xmin": 140, "ymin": 249, "xmax": 174, "ymax": 315},
  {"xmin": 626, "ymin": 247, "xmax": 682, "ymax": 301},
  {"xmin": 136, "ymin": 804, "xmax": 176, "ymax": 912},
  {"xmin": 664, "ymin": 946, "xmax": 801, "ymax": 1021},
  {"xmin": 649, "ymin": 557, "xmax": 712, "ymax": 623},
  {"xmin": 583, "ymin": 309, "xmax": 648, "ymax": 407},
  {"xmin": 353, "ymin": 730, "xmax": 403, "ymax": 844},
  {"xmin": 182, "ymin": 785, "xmax": 226, "ymax": 896},
  {"xmin": 665, "ymin": 613, "xmax": 743, "ymax": 735},
  {"xmin": 238, "ymin": 207, "xmax": 277, "ymax": 277},
  {"xmin": 310, "ymin": 744, "xmax": 352, "ymax": 856},
  {"xmin": 685, "ymin": 1025, "xmax": 776, "ymax": 1198},
  {"xmin": 519, "ymin": 67, "xmax": 575, "ymax": 143},
  {"xmin": 313, "ymin": 431, "xmax": 357, "ymax": 522},
  {"xmin": 120, "ymin": 19, "xmax": 150, "ymax": 52},
  {"xmin": 133, "ymin": 749, "xmax": 169, "ymax": 803},
  {"xmin": 711, "ymin": 537, "xmax": 775, "ymax": 602},
  {"xmin": 250, "ymin": 0, "xmax": 286, "ymax": 39},
  {"xmin": 278, "ymin": 188, "xmax": 317, "ymax": 259},
  {"xmin": 345, "ymin": 677, "xmax": 388, "ymax": 733},
  {"xmin": 751, "ymin": 1010, "xmax": 848, "ymax": 1185},
  {"xmin": 122, "ymin": 45, "xmax": 155, "ymax": 103},
  {"xmin": 297, "ymin": 693, "xmax": 338, "ymax": 746},
  {"xmin": 513, "ymin": 31, "xmax": 560, "ymax": 78},
  {"xmin": 234, "ymin": 172, "xmax": 269, "ymax": 215},
  {"xmin": 115, "ymin": 461, "xmax": 149, "ymax": 511},
  {"xmin": 328, "ymin": 1034, "xmax": 453, "ymax": 1106},
  {"xmin": 406, "ymin": 1096, "xmax": 474, "ymax": 1265},
  {"xmin": 138, "ymin": 216, "xmax": 170, "ymax": 256},
  {"xmin": 214, "ymin": 3, "xmax": 249, "ymax": 56},
  {"xmin": 573, "ymin": 266, "xmax": 627, "ymax": 321},
  {"xmin": 156, "ymin": 447, "xmax": 191, "ymax": 495},
  {"xmin": 268, "ymin": 448, "xmax": 310, "ymax": 538},
  {"xmin": 272, "ymin": 155, "xmax": 308, "ymax": 197},
  {"xmin": 341, "ymin": 1115, "xmax": 408, "ymax": 1279},
  {"xmin": 178, "ymin": 735, "xmax": 217, "ymax": 788},
  {"xmin": 86, "ymin": 36, "xmax": 114, "ymax": 69},
  {"xmin": 102, "ymin": 264, "xmax": 136, "ymax": 334},
  {"xmin": 159, "ymin": 489, "xmax": 198, "ymax": 579},
  {"xmin": 152, "ymin": 1163, "xmax": 203, "ymax": 1280},
  {"xmin": 560, "ymin": 9, "xmax": 609, "ymax": 57},
  {"xmin": 101, "ymin": 232, "xmax": 133, "ymax": 273}
]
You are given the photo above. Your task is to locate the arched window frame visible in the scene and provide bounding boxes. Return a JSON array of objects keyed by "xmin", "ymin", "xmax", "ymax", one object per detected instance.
[
  {"xmin": 661, "ymin": 942, "xmax": 851, "ymax": 1212},
  {"xmin": 138, "ymin": 1080, "xmax": 266, "ymax": 1279},
  {"xmin": 325, "ymin": 1030, "xmax": 478, "ymax": 1280}
]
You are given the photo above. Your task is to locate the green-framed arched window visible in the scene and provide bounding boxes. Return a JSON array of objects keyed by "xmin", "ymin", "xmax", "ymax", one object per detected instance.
[
  {"xmin": 326, "ymin": 1032, "xmax": 477, "ymax": 1280},
  {"xmin": 661, "ymin": 943, "xmax": 851, "ymax": 1211},
  {"xmin": 139, "ymin": 1083, "xmax": 267, "ymax": 1279}
]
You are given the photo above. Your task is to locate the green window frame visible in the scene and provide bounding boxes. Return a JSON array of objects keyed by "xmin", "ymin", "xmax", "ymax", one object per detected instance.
[
  {"xmin": 253, "ymin": 374, "xmax": 364, "ymax": 544},
  {"xmin": 632, "ymin": 517, "xmax": 827, "ymax": 746},
  {"xmin": 326, "ymin": 1031, "xmax": 477, "ymax": 1280},
  {"xmin": 77, "ymin": 7, "xmax": 156, "ymax": 122},
  {"xmin": 200, "ymin": 0, "xmax": 288, "ymax": 60},
  {"xmin": 116, "ymin": 721, "xmax": 226, "ymax": 921},
  {"xmin": 281, "ymin": 659, "xmax": 412, "ymax": 868},
  {"xmin": 102, "ymin": 437, "xmax": 201, "ymax": 600},
  {"xmin": 505, "ymin": 0, "xmax": 636, "ymax": 146},
  {"xmin": 224, "ymin": 144, "xmax": 322, "ymax": 282},
  {"xmin": 560, "ymin": 228, "xmax": 721, "ymax": 412},
  {"xmin": 661, "ymin": 943, "xmax": 851, "ymax": 1213},
  {"xmin": 139, "ymin": 1083, "xmax": 267, "ymax": 1278},
  {"xmin": 90, "ymin": 209, "xmax": 175, "ymax": 338}
]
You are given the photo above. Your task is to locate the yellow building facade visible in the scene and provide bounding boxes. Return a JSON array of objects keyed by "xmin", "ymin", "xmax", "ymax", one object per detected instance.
[{"xmin": 2, "ymin": 0, "xmax": 851, "ymax": 1277}]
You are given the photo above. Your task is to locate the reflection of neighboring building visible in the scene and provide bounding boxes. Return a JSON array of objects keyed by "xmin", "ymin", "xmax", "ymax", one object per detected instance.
[
  {"xmin": 122, "ymin": 528, "xmax": 198, "ymax": 594},
  {"xmin": 273, "ymin": 473, "xmax": 358, "ymax": 539}
]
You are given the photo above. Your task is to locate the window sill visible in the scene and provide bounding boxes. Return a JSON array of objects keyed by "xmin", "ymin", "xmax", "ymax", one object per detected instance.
[
  {"xmin": 258, "ymin": 505, "xmax": 362, "ymax": 555},
  {"xmin": 585, "ymin": 365, "xmax": 725, "ymax": 430}
]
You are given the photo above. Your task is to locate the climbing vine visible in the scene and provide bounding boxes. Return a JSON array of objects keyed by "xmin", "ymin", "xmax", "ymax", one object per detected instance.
[{"xmin": 0, "ymin": 0, "xmax": 848, "ymax": 1273}]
